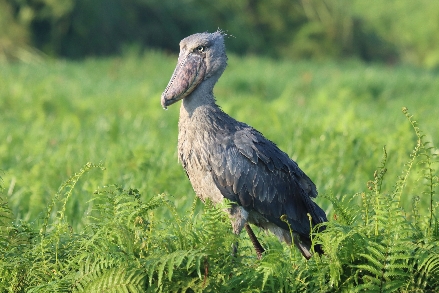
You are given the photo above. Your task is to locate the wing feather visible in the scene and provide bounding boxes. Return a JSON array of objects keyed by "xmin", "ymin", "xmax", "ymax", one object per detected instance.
[{"xmin": 208, "ymin": 126, "xmax": 326, "ymax": 236}]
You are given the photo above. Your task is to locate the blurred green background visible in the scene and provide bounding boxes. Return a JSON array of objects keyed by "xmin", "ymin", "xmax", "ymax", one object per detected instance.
[
  {"xmin": 1, "ymin": 0, "xmax": 438, "ymax": 227},
  {"xmin": 1, "ymin": 0, "xmax": 439, "ymax": 68}
]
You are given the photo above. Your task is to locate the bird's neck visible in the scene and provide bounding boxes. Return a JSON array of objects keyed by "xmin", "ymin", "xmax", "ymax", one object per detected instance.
[{"xmin": 180, "ymin": 75, "xmax": 219, "ymax": 119}]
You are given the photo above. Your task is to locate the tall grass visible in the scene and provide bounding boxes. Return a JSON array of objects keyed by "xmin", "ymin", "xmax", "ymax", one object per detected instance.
[
  {"xmin": 0, "ymin": 107, "xmax": 438, "ymax": 291},
  {"xmin": 0, "ymin": 52, "xmax": 438, "ymax": 290},
  {"xmin": 1, "ymin": 52, "xmax": 438, "ymax": 224}
]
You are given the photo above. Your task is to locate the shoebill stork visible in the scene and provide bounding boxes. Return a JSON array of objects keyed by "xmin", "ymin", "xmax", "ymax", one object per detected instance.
[{"xmin": 160, "ymin": 30, "xmax": 327, "ymax": 259}]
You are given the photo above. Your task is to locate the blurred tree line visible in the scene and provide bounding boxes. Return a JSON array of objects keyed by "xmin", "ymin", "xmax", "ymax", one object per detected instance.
[{"xmin": 1, "ymin": 0, "xmax": 439, "ymax": 68}]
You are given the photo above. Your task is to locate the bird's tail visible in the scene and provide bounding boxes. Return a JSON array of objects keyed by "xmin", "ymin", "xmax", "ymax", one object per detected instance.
[{"xmin": 293, "ymin": 233, "xmax": 324, "ymax": 260}]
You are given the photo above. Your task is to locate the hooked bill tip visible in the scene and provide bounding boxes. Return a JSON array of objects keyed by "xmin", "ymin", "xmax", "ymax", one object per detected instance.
[{"xmin": 160, "ymin": 94, "xmax": 169, "ymax": 110}]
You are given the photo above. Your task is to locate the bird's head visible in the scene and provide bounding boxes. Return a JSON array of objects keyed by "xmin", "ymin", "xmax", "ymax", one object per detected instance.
[{"xmin": 161, "ymin": 30, "xmax": 228, "ymax": 109}]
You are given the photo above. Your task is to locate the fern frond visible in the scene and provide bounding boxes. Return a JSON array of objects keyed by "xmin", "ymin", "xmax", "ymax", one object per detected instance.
[
  {"xmin": 322, "ymin": 190, "xmax": 359, "ymax": 225},
  {"xmin": 74, "ymin": 264, "xmax": 146, "ymax": 293},
  {"xmin": 144, "ymin": 250, "xmax": 206, "ymax": 290},
  {"xmin": 355, "ymin": 263, "xmax": 382, "ymax": 278},
  {"xmin": 412, "ymin": 243, "xmax": 439, "ymax": 289},
  {"xmin": 0, "ymin": 192, "xmax": 12, "ymax": 249},
  {"xmin": 41, "ymin": 162, "xmax": 104, "ymax": 236},
  {"xmin": 391, "ymin": 108, "xmax": 423, "ymax": 205}
]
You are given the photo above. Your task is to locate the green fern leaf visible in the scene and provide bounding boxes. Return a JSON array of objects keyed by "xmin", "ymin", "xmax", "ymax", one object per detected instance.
[
  {"xmin": 355, "ymin": 264, "xmax": 382, "ymax": 277},
  {"xmin": 77, "ymin": 266, "xmax": 145, "ymax": 293},
  {"xmin": 358, "ymin": 252, "xmax": 383, "ymax": 270}
]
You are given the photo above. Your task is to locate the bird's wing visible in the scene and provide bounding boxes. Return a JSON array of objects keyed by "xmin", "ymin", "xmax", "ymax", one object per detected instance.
[{"xmin": 209, "ymin": 127, "xmax": 326, "ymax": 235}]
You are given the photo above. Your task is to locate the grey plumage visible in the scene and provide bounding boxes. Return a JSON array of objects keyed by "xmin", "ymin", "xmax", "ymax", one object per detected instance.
[{"xmin": 161, "ymin": 30, "xmax": 327, "ymax": 259}]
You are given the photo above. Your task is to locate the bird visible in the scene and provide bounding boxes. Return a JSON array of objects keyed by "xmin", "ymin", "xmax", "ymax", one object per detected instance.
[{"xmin": 160, "ymin": 30, "xmax": 327, "ymax": 259}]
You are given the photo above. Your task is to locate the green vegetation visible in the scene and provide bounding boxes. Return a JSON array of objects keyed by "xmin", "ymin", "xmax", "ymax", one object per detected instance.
[
  {"xmin": 0, "ymin": 52, "xmax": 438, "ymax": 291},
  {"xmin": 2, "ymin": 0, "xmax": 439, "ymax": 67}
]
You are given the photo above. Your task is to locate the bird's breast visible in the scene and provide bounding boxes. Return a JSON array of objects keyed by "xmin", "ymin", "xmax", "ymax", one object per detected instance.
[{"xmin": 178, "ymin": 119, "xmax": 224, "ymax": 205}]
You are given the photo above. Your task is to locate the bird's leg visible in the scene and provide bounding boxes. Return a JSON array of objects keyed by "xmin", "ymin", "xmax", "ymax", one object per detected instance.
[
  {"xmin": 244, "ymin": 223, "xmax": 264, "ymax": 259},
  {"xmin": 231, "ymin": 241, "xmax": 238, "ymax": 257}
]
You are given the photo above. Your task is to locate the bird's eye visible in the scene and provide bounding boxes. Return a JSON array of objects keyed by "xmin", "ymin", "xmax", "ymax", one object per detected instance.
[{"xmin": 195, "ymin": 45, "xmax": 206, "ymax": 53}]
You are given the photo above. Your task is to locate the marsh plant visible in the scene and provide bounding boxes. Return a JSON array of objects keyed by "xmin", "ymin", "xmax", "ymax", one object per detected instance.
[{"xmin": 0, "ymin": 107, "xmax": 437, "ymax": 292}]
